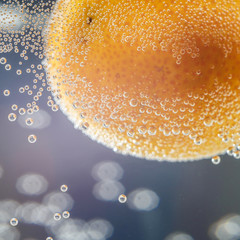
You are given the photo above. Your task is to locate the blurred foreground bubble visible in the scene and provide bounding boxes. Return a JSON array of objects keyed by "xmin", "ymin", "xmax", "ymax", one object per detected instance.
[
  {"xmin": 86, "ymin": 219, "xmax": 114, "ymax": 240},
  {"xmin": 48, "ymin": 218, "xmax": 86, "ymax": 238},
  {"xmin": 49, "ymin": 218, "xmax": 113, "ymax": 240},
  {"xmin": 93, "ymin": 180, "xmax": 125, "ymax": 202},
  {"xmin": 127, "ymin": 188, "xmax": 160, "ymax": 211},
  {"xmin": 0, "ymin": 223, "xmax": 20, "ymax": 240},
  {"xmin": 209, "ymin": 214, "xmax": 240, "ymax": 240},
  {"xmin": 18, "ymin": 110, "xmax": 51, "ymax": 129},
  {"xmin": 92, "ymin": 161, "xmax": 124, "ymax": 181},
  {"xmin": 0, "ymin": 165, "xmax": 3, "ymax": 179},
  {"xmin": 164, "ymin": 232, "xmax": 194, "ymax": 240},
  {"xmin": 16, "ymin": 173, "xmax": 48, "ymax": 196},
  {"xmin": 15, "ymin": 202, "xmax": 52, "ymax": 226},
  {"xmin": 0, "ymin": 200, "xmax": 20, "ymax": 224},
  {"xmin": 43, "ymin": 191, "xmax": 74, "ymax": 213}
]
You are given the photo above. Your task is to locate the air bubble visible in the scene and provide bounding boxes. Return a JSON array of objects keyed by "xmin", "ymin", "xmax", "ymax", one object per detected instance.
[
  {"xmin": 5, "ymin": 64, "xmax": 11, "ymax": 71},
  {"xmin": 227, "ymin": 146, "xmax": 235, "ymax": 156},
  {"xmin": 19, "ymin": 108, "xmax": 26, "ymax": 115},
  {"xmin": 0, "ymin": 57, "xmax": 7, "ymax": 64},
  {"xmin": 33, "ymin": 105, "xmax": 39, "ymax": 112},
  {"xmin": 118, "ymin": 194, "xmax": 127, "ymax": 203},
  {"xmin": 60, "ymin": 184, "xmax": 68, "ymax": 192},
  {"xmin": 11, "ymin": 104, "xmax": 18, "ymax": 111},
  {"xmin": 212, "ymin": 156, "xmax": 221, "ymax": 165},
  {"xmin": 127, "ymin": 129, "xmax": 135, "ymax": 137},
  {"xmin": 80, "ymin": 112, "xmax": 87, "ymax": 118},
  {"xmin": 194, "ymin": 137, "xmax": 202, "ymax": 145},
  {"xmin": 8, "ymin": 113, "xmax": 17, "ymax": 122},
  {"xmin": 52, "ymin": 105, "xmax": 59, "ymax": 112},
  {"xmin": 138, "ymin": 126, "xmax": 147, "ymax": 134},
  {"xmin": 82, "ymin": 122, "xmax": 89, "ymax": 130},
  {"xmin": 28, "ymin": 134, "xmax": 37, "ymax": 143},
  {"xmin": 10, "ymin": 218, "xmax": 18, "ymax": 226},
  {"xmin": 16, "ymin": 70, "xmax": 22, "ymax": 75},
  {"xmin": 130, "ymin": 99, "xmax": 138, "ymax": 107},
  {"xmin": 3, "ymin": 89, "xmax": 10, "ymax": 96},
  {"xmin": 27, "ymin": 108, "xmax": 33, "ymax": 115},
  {"xmin": 148, "ymin": 126, "xmax": 157, "ymax": 135},
  {"xmin": 26, "ymin": 118, "xmax": 34, "ymax": 126},
  {"xmin": 62, "ymin": 211, "xmax": 70, "ymax": 219},
  {"xmin": 233, "ymin": 150, "xmax": 240, "ymax": 159},
  {"xmin": 172, "ymin": 126, "xmax": 180, "ymax": 135},
  {"xmin": 204, "ymin": 118, "xmax": 213, "ymax": 127},
  {"xmin": 54, "ymin": 213, "xmax": 61, "ymax": 221},
  {"xmin": 19, "ymin": 87, "xmax": 25, "ymax": 93}
]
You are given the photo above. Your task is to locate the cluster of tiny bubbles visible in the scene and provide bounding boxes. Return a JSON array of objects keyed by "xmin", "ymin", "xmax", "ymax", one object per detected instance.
[
  {"xmin": 28, "ymin": 134, "xmax": 37, "ymax": 143},
  {"xmin": 118, "ymin": 194, "xmax": 127, "ymax": 203},
  {"xmin": 42, "ymin": 0, "xmax": 240, "ymax": 162},
  {"xmin": 211, "ymin": 155, "xmax": 221, "ymax": 165},
  {"xmin": 54, "ymin": 213, "xmax": 62, "ymax": 221},
  {"xmin": 60, "ymin": 184, "xmax": 68, "ymax": 192},
  {"xmin": 10, "ymin": 217, "xmax": 18, "ymax": 226},
  {"xmin": 0, "ymin": 0, "xmax": 61, "ymax": 146}
]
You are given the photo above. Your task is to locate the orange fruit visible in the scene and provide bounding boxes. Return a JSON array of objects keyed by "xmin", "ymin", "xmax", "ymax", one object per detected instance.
[{"xmin": 44, "ymin": 0, "xmax": 240, "ymax": 161}]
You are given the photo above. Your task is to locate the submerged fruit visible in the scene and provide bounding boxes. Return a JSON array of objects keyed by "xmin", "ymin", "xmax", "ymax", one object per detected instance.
[{"xmin": 44, "ymin": 0, "xmax": 240, "ymax": 161}]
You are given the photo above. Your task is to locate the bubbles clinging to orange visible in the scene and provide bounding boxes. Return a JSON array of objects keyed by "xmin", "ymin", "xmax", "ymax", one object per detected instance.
[{"xmin": 43, "ymin": 0, "xmax": 240, "ymax": 161}]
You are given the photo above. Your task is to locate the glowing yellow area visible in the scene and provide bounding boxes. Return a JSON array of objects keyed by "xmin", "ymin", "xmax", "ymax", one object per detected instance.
[{"xmin": 44, "ymin": 0, "xmax": 240, "ymax": 161}]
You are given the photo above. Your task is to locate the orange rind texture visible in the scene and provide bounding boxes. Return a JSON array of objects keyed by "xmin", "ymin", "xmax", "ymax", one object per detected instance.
[{"xmin": 44, "ymin": 0, "xmax": 240, "ymax": 161}]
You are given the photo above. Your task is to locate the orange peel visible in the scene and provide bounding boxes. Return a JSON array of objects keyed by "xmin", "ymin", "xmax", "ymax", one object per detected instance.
[{"xmin": 44, "ymin": 0, "xmax": 240, "ymax": 161}]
